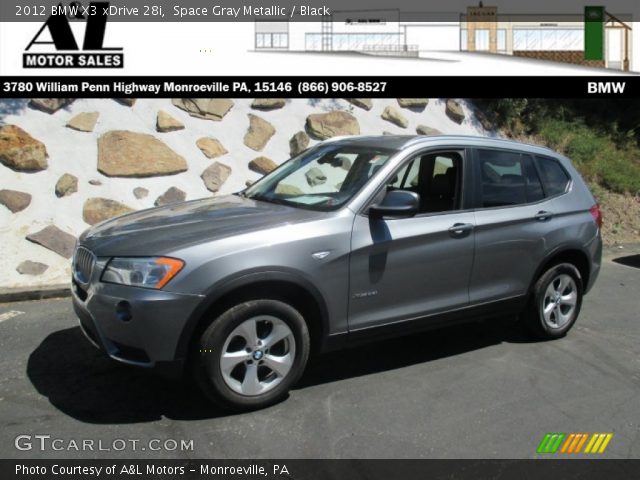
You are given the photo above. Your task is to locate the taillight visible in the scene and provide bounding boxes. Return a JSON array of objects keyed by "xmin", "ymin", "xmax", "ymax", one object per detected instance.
[{"xmin": 590, "ymin": 204, "xmax": 602, "ymax": 229}]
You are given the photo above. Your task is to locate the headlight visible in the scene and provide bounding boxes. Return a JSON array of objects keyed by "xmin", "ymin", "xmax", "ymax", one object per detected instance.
[{"xmin": 101, "ymin": 257, "xmax": 185, "ymax": 289}]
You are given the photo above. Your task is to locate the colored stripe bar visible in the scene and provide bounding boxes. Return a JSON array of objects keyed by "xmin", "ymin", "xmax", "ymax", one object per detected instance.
[
  {"xmin": 537, "ymin": 433, "xmax": 566, "ymax": 454},
  {"xmin": 574, "ymin": 433, "xmax": 589, "ymax": 453},
  {"xmin": 598, "ymin": 434, "xmax": 613, "ymax": 453},
  {"xmin": 560, "ymin": 434, "xmax": 575, "ymax": 453},
  {"xmin": 537, "ymin": 434, "xmax": 553, "ymax": 454},
  {"xmin": 584, "ymin": 433, "xmax": 613, "ymax": 453}
]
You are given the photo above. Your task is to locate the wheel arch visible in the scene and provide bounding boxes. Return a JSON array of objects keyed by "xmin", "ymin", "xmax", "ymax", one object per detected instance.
[
  {"xmin": 528, "ymin": 246, "xmax": 591, "ymax": 296},
  {"xmin": 175, "ymin": 270, "xmax": 330, "ymax": 363}
]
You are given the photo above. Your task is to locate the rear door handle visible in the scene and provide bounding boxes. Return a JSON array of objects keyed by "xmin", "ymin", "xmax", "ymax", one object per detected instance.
[
  {"xmin": 448, "ymin": 223, "xmax": 474, "ymax": 237},
  {"xmin": 534, "ymin": 211, "xmax": 554, "ymax": 221}
]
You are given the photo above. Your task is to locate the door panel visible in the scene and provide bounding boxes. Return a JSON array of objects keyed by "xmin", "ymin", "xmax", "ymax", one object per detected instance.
[
  {"xmin": 469, "ymin": 148, "xmax": 558, "ymax": 304},
  {"xmin": 470, "ymin": 199, "xmax": 556, "ymax": 303},
  {"xmin": 348, "ymin": 211, "xmax": 475, "ymax": 331}
]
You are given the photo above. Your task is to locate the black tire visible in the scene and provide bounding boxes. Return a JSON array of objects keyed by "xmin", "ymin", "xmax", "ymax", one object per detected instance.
[
  {"xmin": 523, "ymin": 263, "xmax": 583, "ymax": 339},
  {"xmin": 193, "ymin": 299, "xmax": 310, "ymax": 411}
]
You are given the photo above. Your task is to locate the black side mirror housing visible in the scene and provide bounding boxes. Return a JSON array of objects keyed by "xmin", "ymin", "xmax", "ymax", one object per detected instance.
[{"xmin": 369, "ymin": 190, "xmax": 419, "ymax": 219}]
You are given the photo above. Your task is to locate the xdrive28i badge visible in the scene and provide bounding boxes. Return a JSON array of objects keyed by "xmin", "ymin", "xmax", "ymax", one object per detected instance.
[{"xmin": 23, "ymin": 2, "xmax": 123, "ymax": 68}]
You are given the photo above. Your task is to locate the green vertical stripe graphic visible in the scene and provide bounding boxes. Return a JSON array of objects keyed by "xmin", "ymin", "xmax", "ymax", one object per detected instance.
[
  {"xmin": 537, "ymin": 434, "xmax": 553, "ymax": 453},
  {"xmin": 537, "ymin": 433, "xmax": 565, "ymax": 453},
  {"xmin": 549, "ymin": 433, "xmax": 566, "ymax": 453},
  {"xmin": 584, "ymin": 6, "xmax": 604, "ymax": 60}
]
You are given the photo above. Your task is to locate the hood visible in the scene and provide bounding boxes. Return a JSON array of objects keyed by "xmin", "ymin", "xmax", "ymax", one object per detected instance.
[{"xmin": 80, "ymin": 194, "xmax": 323, "ymax": 256}]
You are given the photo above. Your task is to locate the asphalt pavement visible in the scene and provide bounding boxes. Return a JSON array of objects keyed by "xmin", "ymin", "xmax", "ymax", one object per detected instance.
[{"xmin": 1, "ymin": 249, "xmax": 639, "ymax": 459}]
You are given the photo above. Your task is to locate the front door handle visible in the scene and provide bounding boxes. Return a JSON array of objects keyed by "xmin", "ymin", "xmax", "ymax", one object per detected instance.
[
  {"xmin": 448, "ymin": 223, "xmax": 474, "ymax": 237},
  {"xmin": 535, "ymin": 211, "xmax": 554, "ymax": 221}
]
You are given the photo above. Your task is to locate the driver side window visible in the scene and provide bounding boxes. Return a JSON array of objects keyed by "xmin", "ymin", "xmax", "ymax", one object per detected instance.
[{"xmin": 388, "ymin": 151, "xmax": 463, "ymax": 214}]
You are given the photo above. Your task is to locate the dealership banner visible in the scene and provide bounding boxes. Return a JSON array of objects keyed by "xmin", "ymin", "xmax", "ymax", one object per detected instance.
[
  {"xmin": 1, "ymin": 0, "xmax": 640, "ymax": 22},
  {"xmin": 5, "ymin": 460, "xmax": 640, "ymax": 479},
  {"xmin": 1, "ymin": 0, "xmax": 639, "ymax": 74},
  {"xmin": 0, "ymin": 76, "xmax": 636, "ymax": 98}
]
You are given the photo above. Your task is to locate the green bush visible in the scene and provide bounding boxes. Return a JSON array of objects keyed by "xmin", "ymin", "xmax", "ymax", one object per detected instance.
[{"xmin": 538, "ymin": 119, "xmax": 640, "ymax": 195}]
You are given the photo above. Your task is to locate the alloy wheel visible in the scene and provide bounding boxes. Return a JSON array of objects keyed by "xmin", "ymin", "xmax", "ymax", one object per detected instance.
[
  {"xmin": 219, "ymin": 316, "xmax": 296, "ymax": 396},
  {"xmin": 541, "ymin": 273, "xmax": 578, "ymax": 329}
]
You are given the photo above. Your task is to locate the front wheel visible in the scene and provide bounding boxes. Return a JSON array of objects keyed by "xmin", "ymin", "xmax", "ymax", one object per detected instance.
[
  {"xmin": 523, "ymin": 263, "xmax": 583, "ymax": 339},
  {"xmin": 194, "ymin": 299, "xmax": 310, "ymax": 411}
]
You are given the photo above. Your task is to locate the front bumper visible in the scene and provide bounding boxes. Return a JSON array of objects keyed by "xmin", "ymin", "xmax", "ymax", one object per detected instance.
[{"xmin": 72, "ymin": 272, "xmax": 203, "ymax": 374}]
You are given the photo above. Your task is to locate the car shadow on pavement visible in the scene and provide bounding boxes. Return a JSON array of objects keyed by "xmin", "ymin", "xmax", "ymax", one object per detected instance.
[
  {"xmin": 297, "ymin": 315, "xmax": 539, "ymax": 388},
  {"xmin": 612, "ymin": 254, "xmax": 640, "ymax": 269},
  {"xmin": 27, "ymin": 316, "xmax": 538, "ymax": 424},
  {"xmin": 26, "ymin": 326, "xmax": 221, "ymax": 424}
]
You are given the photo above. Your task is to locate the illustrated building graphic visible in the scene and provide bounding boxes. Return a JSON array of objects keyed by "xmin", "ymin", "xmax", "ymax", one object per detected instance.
[{"xmin": 254, "ymin": 4, "xmax": 633, "ymax": 71}]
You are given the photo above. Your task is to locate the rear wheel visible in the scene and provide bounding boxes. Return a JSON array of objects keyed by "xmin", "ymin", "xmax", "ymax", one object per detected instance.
[
  {"xmin": 524, "ymin": 263, "xmax": 583, "ymax": 339},
  {"xmin": 194, "ymin": 299, "xmax": 310, "ymax": 411}
]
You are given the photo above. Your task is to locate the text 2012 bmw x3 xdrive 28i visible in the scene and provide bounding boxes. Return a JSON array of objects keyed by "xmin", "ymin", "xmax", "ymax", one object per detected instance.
[{"xmin": 72, "ymin": 135, "xmax": 602, "ymax": 410}]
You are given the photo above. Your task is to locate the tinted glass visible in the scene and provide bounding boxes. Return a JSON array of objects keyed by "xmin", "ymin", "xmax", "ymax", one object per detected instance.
[
  {"xmin": 523, "ymin": 155, "xmax": 545, "ymax": 202},
  {"xmin": 536, "ymin": 156, "xmax": 571, "ymax": 196},
  {"xmin": 478, "ymin": 150, "xmax": 528, "ymax": 207}
]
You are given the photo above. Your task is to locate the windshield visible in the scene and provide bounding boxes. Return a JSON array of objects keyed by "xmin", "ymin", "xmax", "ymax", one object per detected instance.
[{"xmin": 243, "ymin": 143, "xmax": 397, "ymax": 211}]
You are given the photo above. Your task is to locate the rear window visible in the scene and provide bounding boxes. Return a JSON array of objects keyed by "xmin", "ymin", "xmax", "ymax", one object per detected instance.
[
  {"xmin": 536, "ymin": 156, "xmax": 571, "ymax": 196},
  {"xmin": 477, "ymin": 150, "xmax": 544, "ymax": 207}
]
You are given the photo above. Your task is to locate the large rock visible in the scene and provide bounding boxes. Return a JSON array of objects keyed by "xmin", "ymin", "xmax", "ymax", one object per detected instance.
[
  {"xmin": 156, "ymin": 110, "xmax": 184, "ymax": 132},
  {"xmin": 0, "ymin": 125, "xmax": 48, "ymax": 172},
  {"xmin": 16, "ymin": 260, "xmax": 48, "ymax": 275},
  {"xmin": 55, "ymin": 173, "xmax": 78, "ymax": 197},
  {"xmin": 155, "ymin": 187, "xmax": 186, "ymax": 206},
  {"xmin": 26, "ymin": 225, "xmax": 76, "ymax": 258},
  {"xmin": 244, "ymin": 114, "xmax": 275, "ymax": 151},
  {"xmin": 196, "ymin": 137, "xmax": 228, "ymax": 159},
  {"xmin": 381, "ymin": 106, "xmax": 408, "ymax": 128},
  {"xmin": 445, "ymin": 99, "xmax": 465, "ymax": 124},
  {"xmin": 397, "ymin": 98, "xmax": 429, "ymax": 109},
  {"xmin": 416, "ymin": 125, "xmax": 442, "ymax": 135},
  {"xmin": 83, "ymin": 198, "xmax": 134, "ymax": 225},
  {"xmin": 275, "ymin": 184, "xmax": 304, "ymax": 196},
  {"xmin": 249, "ymin": 156, "xmax": 278, "ymax": 175},
  {"xmin": 98, "ymin": 130, "xmax": 188, "ymax": 177},
  {"xmin": 0, "ymin": 189, "xmax": 31, "ymax": 213},
  {"xmin": 305, "ymin": 167, "xmax": 327, "ymax": 186},
  {"xmin": 306, "ymin": 111, "xmax": 360, "ymax": 139},
  {"xmin": 133, "ymin": 187, "xmax": 148, "ymax": 199},
  {"xmin": 345, "ymin": 98, "xmax": 373, "ymax": 110},
  {"xmin": 172, "ymin": 98, "xmax": 233, "ymax": 121},
  {"xmin": 29, "ymin": 98, "xmax": 74, "ymax": 113},
  {"xmin": 201, "ymin": 162, "xmax": 232, "ymax": 193},
  {"xmin": 251, "ymin": 98, "xmax": 286, "ymax": 110},
  {"xmin": 289, "ymin": 131, "xmax": 310, "ymax": 156},
  {"xmin": 66, "ymin": 112, "xmax": 99, "ymax": 132}
]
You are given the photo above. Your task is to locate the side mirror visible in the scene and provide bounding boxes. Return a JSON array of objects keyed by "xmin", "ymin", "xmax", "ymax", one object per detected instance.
[{"xmin": 369, "ymin": 190, "xmax": 419, "ymax": 219}]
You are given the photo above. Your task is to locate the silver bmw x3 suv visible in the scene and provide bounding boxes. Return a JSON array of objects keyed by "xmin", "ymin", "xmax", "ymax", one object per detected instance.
[{"xmin": 72, "ymin": 135, "xmax": 602, "ymax": 410}]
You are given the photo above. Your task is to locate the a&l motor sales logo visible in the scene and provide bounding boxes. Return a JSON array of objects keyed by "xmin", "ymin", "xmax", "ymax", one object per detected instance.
[{"xmin": 23, "ymin": 1, "xmax": 123, "ymax": 68}]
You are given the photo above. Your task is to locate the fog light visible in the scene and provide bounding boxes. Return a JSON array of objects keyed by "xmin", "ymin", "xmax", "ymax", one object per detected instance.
[{"xmin": 116, "ymin": 300, "xmax": 132, "ymax": 322}]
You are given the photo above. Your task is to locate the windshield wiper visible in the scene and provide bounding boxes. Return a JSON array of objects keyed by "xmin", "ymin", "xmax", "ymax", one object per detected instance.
[{"xmin": 249, "ymin": 194, "xmax": 294, "ymax": 207}]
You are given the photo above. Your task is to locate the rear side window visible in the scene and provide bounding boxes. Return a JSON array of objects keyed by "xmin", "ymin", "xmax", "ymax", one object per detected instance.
[
  {"xmin": 536, "ymin": 156, "xmax": 571, "ymax": 196},
  {"xmin": 477, "ymin": 150, "xmax": 543, "ymax": 207}
]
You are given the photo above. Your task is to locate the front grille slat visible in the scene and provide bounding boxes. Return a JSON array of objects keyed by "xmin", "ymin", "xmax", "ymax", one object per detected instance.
[{"xmin": 73, "ymin": 247, "xmax": 95, "ymax": 284}]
